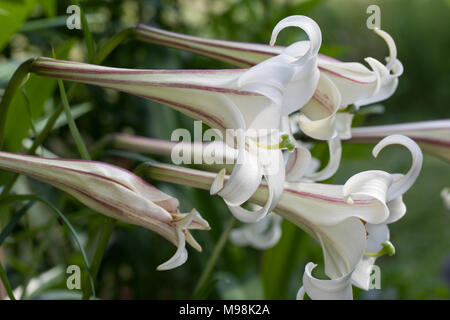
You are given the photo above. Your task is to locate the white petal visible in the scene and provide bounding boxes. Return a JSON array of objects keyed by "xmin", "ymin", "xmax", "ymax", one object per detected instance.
[
  {"xmin": 365, "ymin": 223, "xmax": 390, "ymax": 253},
  {"xmin": 335, "ymin": 113, "xmax": 354, "ymax": 140},
  {"xmin": 351, "ymin": 256, "xmax": 377, "ymax": 291},
  {"xmin": 226, "ymin": 151, "xmax": 285, "ymax": 223},
  {"xmin": 298, "ymin": 262, "xmax": 353, "ymax": 300},
  {"xmin": 270, "ymin": 15, "xmax": 322, "ymax": 57},
  {"xmin": 305, "ymin": 136, "xmax": 342, "ymax": 181},
  {"xmin": 285, "ymin": 145, "xmax": 312, "ymax": 181},
  {"xmin": 156, "ymin": 226, "xmax": 188, "ymax": 271},
  {"xmin": 386, "ymin": 193, "xmax": 406, "ymax": 224},
  {"xmin": 343, "ymin": 170, "xmax": 393, "ymax": 215},
  {"xmin": 372, "ymin": 134, "xmax": 423, "ymax": 201},
  {"xmin": 217, "ymin": 151, "xmax": 263, "ymax": 207},
  {"xmin": 295, "ymin": 73, "xmax": 341, "ymax": 140}
]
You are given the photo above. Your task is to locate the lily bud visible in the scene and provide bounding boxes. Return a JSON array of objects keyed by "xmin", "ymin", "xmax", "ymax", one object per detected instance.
[{"xmin": 0, "ymin": 151, "xmax": 210, "ymax": 270}]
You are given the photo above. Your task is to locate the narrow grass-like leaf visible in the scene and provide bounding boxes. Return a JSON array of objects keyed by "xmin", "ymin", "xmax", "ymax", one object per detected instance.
[
  {"xmin": 71, "ymin": 0, "xmax": 95, "ymax": 62},
  {"xmin": 57, "ymin": 79, "xmax": 91, "ymax": 160},
  {"xmin": 0, "ymin": 201, "xmax": 34, "ymax": 246},
  {"xmin": 0, "ymin": 262, "xmax": 15, "ymax": 300},
  {"xmin": 192, "ymin": 217, "xmax": 235, "ymax": 298},
  {"xmin": 0, "ymin": 194, "xmax": 96, "ymax": 298}
]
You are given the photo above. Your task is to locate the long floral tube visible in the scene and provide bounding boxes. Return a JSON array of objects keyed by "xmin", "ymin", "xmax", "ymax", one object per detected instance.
[
  {"xmin": 0, "ymin": 151, "xmax": 210, "ymax": 271},
  {"xmin": 135, "ymin": 22, "xmax": 403, "ymax": 110},
  {"xmin": 348, "ymin": 119, "xmax": 450, "ymax": 162}
]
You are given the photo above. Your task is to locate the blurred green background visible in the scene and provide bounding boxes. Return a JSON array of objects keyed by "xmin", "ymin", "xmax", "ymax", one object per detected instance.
[{"xmin": 0, "ymin": 0, "xmax": 449, "ymax": 299}]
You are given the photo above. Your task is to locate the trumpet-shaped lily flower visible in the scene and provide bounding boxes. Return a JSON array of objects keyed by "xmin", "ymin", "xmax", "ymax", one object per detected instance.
[
  {"xmin": 135, "ymin": 20, "xmax": 403, "ymax": 182},
  {"xmin": 30, "ymin": 16, "xmax": 324, "ymax": 223},
  {"xmin": 135, "ymin": 20, "xmax": 403, "ymax": 136},
  {"xmin": 0, "ymin": 151, "xmax": 210, "ymax": 271},
  {"xmin": 139, "ymin": 134, "xmax": 422, "ymax": 299},
  {"xmin": 349, "ymin": 119, "xmax": 450, "ymax": 162}
]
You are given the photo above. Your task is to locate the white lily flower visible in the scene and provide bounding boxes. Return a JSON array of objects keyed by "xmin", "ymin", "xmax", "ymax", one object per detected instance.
[
  {"xmin": 135, "ymin": 20, "xmax": 403, "ymax": 183},
  {"xmin": 296, "ymin": 135, "xmax": 422, "ymax": 299},
  {"xmin": 229, "ymin": 210, "xmax": 282, "ymax": 250},
  {"xmin": 350, "ymin": 119, "xmax": 450, "ymax": 162},
  {"xmin": 0, "ymin": 151, "xmax": 210, "ymax": 271},
  {"xmin": 135, "ymin": 21, "xmax": 403, "ymax": 136},
  {"xmin": 141, "ymin": 134, "xmax": 422, "ymax": 299},
  {"xmin": 31, "ymin": 15, "xmax": 324, "ymax": 223}
]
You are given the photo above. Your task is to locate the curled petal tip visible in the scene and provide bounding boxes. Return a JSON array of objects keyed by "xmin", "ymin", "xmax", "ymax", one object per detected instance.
[
  {"xmin": 373, "ymin": 28, "xmax": 397, "ymax": 70},
  {"xmin": 372, "ymin": 134, "xmax": 423, "ymax": 201},
  {"xmin": 270, "ymin": 15, "xmax": 322, "ymax": 57}
]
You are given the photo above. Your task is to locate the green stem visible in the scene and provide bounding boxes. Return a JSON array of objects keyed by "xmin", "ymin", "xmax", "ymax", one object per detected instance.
[
  {"xmin": 192, "ymin": 217, "xmax": 235, "ymax": 298},
  {"xmin": 0, "ymin": 262, "xmax": 15, "ymax": 300}
]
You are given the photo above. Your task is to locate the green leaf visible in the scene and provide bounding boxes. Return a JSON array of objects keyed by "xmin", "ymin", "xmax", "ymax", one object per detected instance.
[
  {"xmin": 0, "ymin": 201, "xmax": 34, "ymax": 246},
  {"xmin": 3, "ymin": 39, "xmax": 75, "ymax": 154},
  {"xmin": 0, "ymin": 0, "xmax": 37, "ymax": 52},
  {"xmin": 0, "ymin": 194, "xmax": 97, "ymax": 298},
  {"xmin": 71, "ymin": 0, "xmax": 95, "ymax": 62},
  {"xmin": 57, "ymin": 78, "xmax": 91, "ymax": 160}
]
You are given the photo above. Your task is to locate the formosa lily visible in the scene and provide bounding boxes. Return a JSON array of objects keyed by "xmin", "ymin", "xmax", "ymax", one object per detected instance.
[
  {"xmin": 298, "ymin": 135, "xmax": 422, "ymax": 299},
  {"xmin": 349, "ymin": 119, "xmax": 450, "ymax": 162},
  {"xmin": 29, "ymin": 16, "xmax": 324, "ymax": 223},
  {"xmin": 140, "ymin": 134, "xmax": 422, "ymax": 299},
  {"xmin": 0, "ymin": 151, "xmax": 210, "ymax": 271},
  {"xmin": 135, "ymin": 20, "xmax": 403, "ymax": 138},
  {"xmin": 135, "ymin": 20, "xmax": 402, "ymax": 182}
]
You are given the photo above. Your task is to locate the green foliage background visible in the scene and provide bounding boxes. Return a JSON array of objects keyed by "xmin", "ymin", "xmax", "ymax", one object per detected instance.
[{"xmin": 0, "ymin": 0, "xmax": 449, "ymax": 299}]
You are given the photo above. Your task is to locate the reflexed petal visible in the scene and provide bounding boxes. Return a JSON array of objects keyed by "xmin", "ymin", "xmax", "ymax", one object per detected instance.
[
  {"xmin": 297, "ymin": 262, "xmax": 353, "ymax": 300},
  {"xmin": 293, "ymin": 73, "xmax": 341, "ymax": 140},
  {"xmin": 305, "ymin": 136, "xmax": 342, "ymax": 181},
  {"xmin": 372, "ymin": 135, "xmax": 423, "ymax": 201},
  {"xmin": 351, "ymin": 257, "xmax": 377, "ymax": 291},
  {"xmin": 285, "ymin": 145, "xmax": 312, "ymax": 182},
  {"xmin": 217, "ymin": 150, "xmax": 285, "ymax": 223}
]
